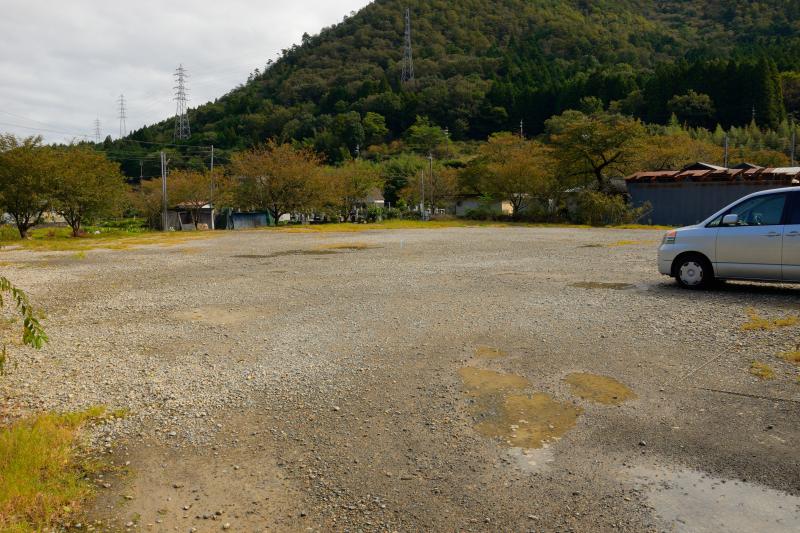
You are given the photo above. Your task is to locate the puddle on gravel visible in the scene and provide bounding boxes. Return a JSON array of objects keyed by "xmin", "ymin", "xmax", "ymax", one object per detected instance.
[
  {"xmin": 571, "ymin": 281, "xmax": 633, "ymax": 290},
  {"xmin": 626, "ymin": 465, "xmax": 800, "ymax": 533},
  {"xmin": 459, "ymin": 367, "xmax": 530, "ymax": 395},
  {"xmin": 317, "ymin": 243, "xmax": 380, "ymax": 251},
  {"xmin": 474, "ymin": 346, "xmax": 507, "ymax": 359},
  {"xmin": 474, "ymin": 393, "xmax": 582, "ymax": 448},
  {"xmin": 505, "ymin": 445, "xmax": 555, "ymax": 472},
  {"xmin": 564, "ymin": 373, "xmax": 637, "ymax": 405},
  {"xmin": 459, "ymin": 368, "xmax": 582, "ymax": 449}
]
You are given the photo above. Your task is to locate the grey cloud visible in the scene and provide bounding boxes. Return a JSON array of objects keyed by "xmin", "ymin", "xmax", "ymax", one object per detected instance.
[{"xmin": 0, "ymin": 0, "xmax": 371, "ymax": 143}]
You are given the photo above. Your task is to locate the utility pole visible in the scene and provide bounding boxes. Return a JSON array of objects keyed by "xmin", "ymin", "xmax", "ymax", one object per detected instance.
[
  {"xmin": 401, "ymin": 8, "xmax": 415, "ymax": 86},
  {"xmin": 419, "ymin": 170, "xmax": 425, "ymax": 221},
  {"xmin": 173, "ymin": 64, "xmax": 191, "ymax": 141},
  {"xmin": 161, "ymin": 151, "xmax": 168, "ymax": 231},
  {"xmin": 139, "ymin": 160, "xmax": 144, "ymax": 180},
  {"xmin": 209, "ymin": 144, "xmax": 215, "ymax": 205},
  {"xmin": 117, "ymin": 95, "xmax": 127, "ymax": 138},
  {"xmin": 791, "ymin": 119, "xmax": 797, "ymax": 166},
  {"xmin": 426, "ymin": 152, "xmax": 434, "ymax": 220},
  {"xmin": 93, "ymin": 118, "xmax": 102, "ymax": 143},
  {"xmin": 520, "ymin": 119, "xmax": 524, "ymax": 139},
  {"xmin": 209, "ymin": 145, "xmax": 216, "ymax": 230},
  {"xmin": 724, "ymin": 133, "xmax": 729, "ymax": 168}
]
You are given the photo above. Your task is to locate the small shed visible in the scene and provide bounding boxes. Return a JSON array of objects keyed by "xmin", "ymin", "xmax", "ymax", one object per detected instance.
[
  {"xmin": 626, "ymin": 163, "xmax": 800, "ymax": 226},
  {"xmin": 166, "ymin": 204, "xmax": 216, "ymax": 231},
  {"xmin": 455, "ymin": 196, "xmax": 513, "ymax": 217}
]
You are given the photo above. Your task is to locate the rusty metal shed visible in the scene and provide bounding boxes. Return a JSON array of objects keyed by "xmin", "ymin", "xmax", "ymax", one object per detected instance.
[{"xmin": 626, "ymin": 163, "xmax": 800, "ymax": 226}]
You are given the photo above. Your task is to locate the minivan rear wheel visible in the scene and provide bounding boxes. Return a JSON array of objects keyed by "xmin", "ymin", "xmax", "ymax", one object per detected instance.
[{"xmin": 674, "ymin": 254, "xmax": 714, "ymax": 289}]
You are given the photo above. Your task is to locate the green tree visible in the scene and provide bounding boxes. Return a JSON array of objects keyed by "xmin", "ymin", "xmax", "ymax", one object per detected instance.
[
  {"xmin": 328, "ymin": 160, "xmax": 384, "ymax": 217},
  {"xmin": 363, "ymin": 112, "xmax": 389, "ymax": 146},
  {"xmin": 667, "ymin": 90, "xmax": 716, "ymax": 127},
  {"xmin": 380, "ymin": 154, "xmax": 427, "ymax": 207},
  {"xmin": 546, "ymin": 111, "xmax": 644, "ymax": 191},
  {"xmin": 637, "ymin": 133, "xmax": 724, "ymax": 170},
  {"xmin": 231, "ymin": 141, "xmax": 323, "ymax": 223},
  {"xmin": 404, "ymin": 116, "xmax": 448, "ymax": 155},
  {"xmin": 0, "ymin": 135, "xmax": 53, "ymax": 238},
  {"xmin": 51, "ymin": 147, "xmax": 127, "ymax": 237},
  {"xmin": 473, "ymin": 132, "xmax": 556, "ymax": 219}
]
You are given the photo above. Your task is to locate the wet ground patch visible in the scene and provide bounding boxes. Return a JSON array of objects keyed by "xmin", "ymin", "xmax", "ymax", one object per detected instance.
[
  {"xmin": 459, "ymin": 367, "xmax": 582, "ymax": 449},
  {"xmin": 459, "ymin": 367, "xmax": 529, "ymax": 394},
  {"xmin": 571, "ymin": 281, "xmax": 633, "ymax": 290},
  {"xmin": 625, "ymin": 465, "xmax": 800, "ymax": 533},
  {"xmin": 317, "ymin": 243, "xmax": 381, "ymax": 251},
  {"xmin": 474, "ymin": 345, "xmax": 508, "ymax": 359},
  {"xmin": 473, "ymin": 393, "xmax": 582, "ymax": 449},
  {"xmin": 564, "ymin": 373, "xmax": 637, "ymax": 405}
]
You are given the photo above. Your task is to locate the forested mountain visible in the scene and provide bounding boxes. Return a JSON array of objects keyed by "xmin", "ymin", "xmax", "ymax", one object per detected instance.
[{"xmin": 123, "ymin": 0, "xmax": 800, "ymax": 165}]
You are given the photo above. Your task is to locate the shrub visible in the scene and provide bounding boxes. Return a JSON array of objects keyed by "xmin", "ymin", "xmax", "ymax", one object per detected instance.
[
  {"xmin": 366, "ymin": 206, "xmax": 383, "ymax": 222},
  {"xmin": 572, "ymin": 191, "xmax": 650, "ymax": 226},
  {"xmin": 383, "ymin": 207, "xmax": 402, "ymax": 220}
]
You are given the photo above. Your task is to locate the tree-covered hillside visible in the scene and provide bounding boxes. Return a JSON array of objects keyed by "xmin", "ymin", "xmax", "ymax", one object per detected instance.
[{"xmin": 124, "ymin": 0, "xmax": 800, "ymax": 164}]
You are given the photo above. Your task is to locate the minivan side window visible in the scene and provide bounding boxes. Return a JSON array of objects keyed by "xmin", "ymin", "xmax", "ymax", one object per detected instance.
[
  {"xmin": 718, "ymin": 193, "xmax": 787, "ymax": 227},
  {"xmin": 786, "ymin": 192, "xmax": 800, "ymax": 225}
]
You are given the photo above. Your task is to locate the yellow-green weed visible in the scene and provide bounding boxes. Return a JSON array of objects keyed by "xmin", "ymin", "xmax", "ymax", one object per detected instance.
[
  {"xmin": 741, "ymin": 308, "xmax": 799, "ymax": 331},
  {"xmin": 749, "ymin": 361, "xmax": 776, "ymax": 380},
  {"xmin": 0, "ymin": 407, "xmax": 109, "ymax": 532}
]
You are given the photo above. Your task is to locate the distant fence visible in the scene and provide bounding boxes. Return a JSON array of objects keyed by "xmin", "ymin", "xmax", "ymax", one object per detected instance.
[{"xmin": 628, "ymin": 181, "xmax": 795, "ymax": 226}]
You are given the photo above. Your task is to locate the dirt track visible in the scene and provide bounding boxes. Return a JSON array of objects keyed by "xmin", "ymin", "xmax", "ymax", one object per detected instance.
[{"xmin": 2, "ymin": 226, "xmax": 799, "ymax": 532}]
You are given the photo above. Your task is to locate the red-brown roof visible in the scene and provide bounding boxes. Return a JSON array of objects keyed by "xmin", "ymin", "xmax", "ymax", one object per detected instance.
[{"xmin": 626, "ymin": 164, "xmax": 800, "ymax": 183}]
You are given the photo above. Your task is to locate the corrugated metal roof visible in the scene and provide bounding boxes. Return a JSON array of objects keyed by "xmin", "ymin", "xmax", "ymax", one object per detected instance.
[{"xmin": 626, "ymin": 162, "xmax": 800, "ymax": 183}]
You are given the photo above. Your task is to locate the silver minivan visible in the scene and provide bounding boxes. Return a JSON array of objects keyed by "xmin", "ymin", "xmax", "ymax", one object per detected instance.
[{"xmin": 658, "ymin": 186, "xmax": 800, "ymax": 288}]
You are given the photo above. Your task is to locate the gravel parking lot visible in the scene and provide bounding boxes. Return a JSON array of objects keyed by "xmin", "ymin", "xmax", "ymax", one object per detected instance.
[{"xmin": 2, "ymin": 226, "xmax": 799, "ymax": 532}]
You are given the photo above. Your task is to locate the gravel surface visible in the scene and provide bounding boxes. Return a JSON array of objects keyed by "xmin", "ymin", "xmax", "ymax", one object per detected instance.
[{"xmin": 1, "ymin": 226, "xmax": 798, "ymax": 532}]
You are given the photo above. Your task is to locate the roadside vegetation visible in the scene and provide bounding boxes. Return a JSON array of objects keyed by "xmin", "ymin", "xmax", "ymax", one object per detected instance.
[
  {"xmin": 1, "ymin": 278, "xmax": 111, "ymax": 532},
  {"xmin": 0, "ymin": 408, "xmax": 109, "ymax": 532}
]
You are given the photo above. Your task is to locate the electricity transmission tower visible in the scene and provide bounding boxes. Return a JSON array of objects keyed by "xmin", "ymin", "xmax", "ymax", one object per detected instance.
[
  {"xmin": 117, "ymin": 95, "xmax": 127, "ymax": 138},
  {"xmin": 94, "ymin": 118, "xmax": 102, "ymax": 143},
  {"xmin": 173, "ymin": 64, "xmax": 191, "ymax": 141},
  {"xmin": 401, "ymin": 8, "xmax": 415, "ymax": 86}
]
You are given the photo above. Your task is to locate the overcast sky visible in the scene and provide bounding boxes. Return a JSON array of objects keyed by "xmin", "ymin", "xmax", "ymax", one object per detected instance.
[{"xmin": 0, "ymin": 0, "xmax": 372, "ymax": 143}]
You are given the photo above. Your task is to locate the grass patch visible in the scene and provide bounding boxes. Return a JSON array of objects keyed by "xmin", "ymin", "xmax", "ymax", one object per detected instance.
[
  {"xmin": 741, "ymin": 308, "xmax": 799, "ymax": 331},
  {"xmin": 749, "ymin": 361, "xmax": 776, "ymax": 380},
  {"xmin": 0, "ymin": 407, "xmax": 109, "ymax": 532},
  {"xmin": 0, "ymin": 219, "xmax": 671, "ymax": 252},
  {"xmin": 779, "ymin": 350, "xmax": 800, "ymax": 365},
  {"xmin": 0, "ymin": 226, "xmax": 213, "ymax": 252},
  {"xmin": 606, "ymin": 239, "xmax": 653, "ymax": 247}
]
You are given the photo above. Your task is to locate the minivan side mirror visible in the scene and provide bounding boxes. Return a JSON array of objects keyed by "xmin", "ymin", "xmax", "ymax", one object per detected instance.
[{"xmin": 722, "ymin": 214, "xmax": 739, "ymax": 225}]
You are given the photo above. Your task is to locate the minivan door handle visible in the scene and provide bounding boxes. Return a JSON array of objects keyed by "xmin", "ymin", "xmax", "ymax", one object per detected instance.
[
  {"xmin": 764, "ymin": 232, "xmax": 781, "ymax": 237},
  {"xmin": 787, "ymin": 231, "xmax": 800, "ymax": 237}
]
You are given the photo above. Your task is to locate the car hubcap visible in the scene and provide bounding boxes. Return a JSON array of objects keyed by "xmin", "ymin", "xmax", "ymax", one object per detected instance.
[{"xmin": 679, "ymin": 261, "xmax": 704, "ymax": 286}]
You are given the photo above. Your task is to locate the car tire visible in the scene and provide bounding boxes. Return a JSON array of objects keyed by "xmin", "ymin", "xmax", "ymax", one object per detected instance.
[{"xmin": 674, "ymin": 254, "xmax": 714, "ymax": 290}]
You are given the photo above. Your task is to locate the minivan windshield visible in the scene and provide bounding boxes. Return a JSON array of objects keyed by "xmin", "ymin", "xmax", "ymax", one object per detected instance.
[{"xmin": 708, "ymin": 193, "xmax": 787, "ymax": 227}]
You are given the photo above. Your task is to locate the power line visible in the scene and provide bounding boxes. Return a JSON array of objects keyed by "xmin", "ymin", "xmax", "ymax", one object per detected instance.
[
  {"xmin": 0, "ymin": 120, "xmax": 93, "ymax": 139},
  {"xmin": 173, "ymin": 64, "xmax": 191, "ymax": 141}
]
